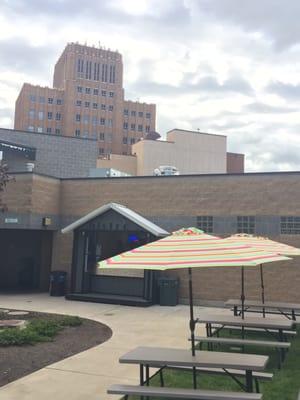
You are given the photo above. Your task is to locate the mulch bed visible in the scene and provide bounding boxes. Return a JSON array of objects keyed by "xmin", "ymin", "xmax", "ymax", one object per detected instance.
[{"xmin": 0, "ymin": 309, "xmax": 112, "ymax": 387}]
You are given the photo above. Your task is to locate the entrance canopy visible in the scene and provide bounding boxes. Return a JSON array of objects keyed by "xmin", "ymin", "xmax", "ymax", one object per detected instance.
[{"xmin": 61, "ymin": 202, "xmax": 169, "ymax": 237}]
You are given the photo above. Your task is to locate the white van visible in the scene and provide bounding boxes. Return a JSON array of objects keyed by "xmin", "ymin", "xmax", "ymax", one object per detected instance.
[{"xmin": 153, "ymin": 166, "xmax": 179, "ymax": 176}]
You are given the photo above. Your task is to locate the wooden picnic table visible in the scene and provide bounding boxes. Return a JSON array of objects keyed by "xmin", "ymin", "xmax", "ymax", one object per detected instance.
[
  {"xmin": 225, "ymin": 299, "xmax": 300, "ymax": 321},
  {"xmin": 197, "ymin": 313, "xmax": 294, "ymax": 343},
  {"xmin": 119, "ymin": 345, "xmax": 269, "ymax": 393}
]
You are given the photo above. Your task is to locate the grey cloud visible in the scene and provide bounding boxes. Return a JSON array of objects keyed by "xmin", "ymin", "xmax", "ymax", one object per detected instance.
[
  {"xmin": 267, "ymin": 81, "xmax": 300, "ymax": 100},
  {"xmin": 130, "ymin": 72, "xmax": 253, "ymax": 98},
  {"xmin": 196, "ymin": 0, "xmax": 300, "ymax": 50},
  {"xmin": 0, "ymin": 38, "xmax": 56, "ymax": 75},
  {"xmin": 0, "ymin": 107, "xmax": 13, "ymax": 119},
  {"xmin": 244, "ymin": 102, "xmax": 298, "ymax": 114}
]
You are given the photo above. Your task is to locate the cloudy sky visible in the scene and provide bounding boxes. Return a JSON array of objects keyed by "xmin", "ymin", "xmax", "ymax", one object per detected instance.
[{"xmin": 1, "ymin": 0, "xmax": 300, "ymax": 171}]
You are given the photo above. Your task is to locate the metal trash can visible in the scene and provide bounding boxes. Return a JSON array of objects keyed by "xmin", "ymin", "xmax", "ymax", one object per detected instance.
[
  {"xmin": 49, "ymin": 271, "xmax": 67, "ymax": 296},
  {"xmin": 158, "ymin": 277, "xmax": 179, "ymax": 306}
]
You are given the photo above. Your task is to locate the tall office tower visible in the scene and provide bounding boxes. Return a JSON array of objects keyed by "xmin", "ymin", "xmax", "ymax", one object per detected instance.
[{"xmin": 14, "ymin": 43, "xmax": 156, "ymax": 156}]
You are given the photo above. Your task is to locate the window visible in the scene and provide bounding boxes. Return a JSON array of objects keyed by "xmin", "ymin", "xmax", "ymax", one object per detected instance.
[
  {"xmin": 280, "ymin": 216, "xmax": 300, "ymax": 234},
  {"xmin": 131, "ymin": 110, "xmax": 136, "ymax": 117},
  {"xmin": 48, "ymin": 98, "xmax": 53, "ymax": 104},
  {"xmin": 130, "ymin": 138, "xmax": 135, "ymax": 144},
  {"xmin": 109, "ymin": 91, "xmax": 114, "ymax": 97},
  {"xmin": 93, "ymin": 88, "xmax": 99, "ymax": 95},
  {"xmin": 29, "ymin": 110, "xmax": 35, "ymax": 119},
  {"xmin": 76, "ymin": 100, "xmax": 82, "ymax": 106},
  {"xmin": 146, "ymin": 112, "xmax": 151, "ymax": 119},
  {"xmin": 107, "ymin": 133, "xmax": 112, "ymax": 142},
  {"xmin": 76, "ymin": 114, "xmax": 81, "ymax": 122},
  {"xmin": 39, "ymin": 96, "xmax": 45, "ymax": 104},
  {"xmin": 77, "ymin": 86, "xmax": 83, "ymax": 93},
  {"xmin": 55, "ymin": 112, "xmax": 61, "ymax": 121},
  {"xmin": 100, "ymin": 118, "xmax": 105, "ymax": 125},
  {"xmin": 99, "ymin": 132, "xmax": 105, "ymax": 141},
  {"xmin": 28, "ymin": 126, "xmax": 34, "ymax": 131},
  {"xmin": 130, "ymin": 123, "xmax": 136, "ymax": 131},
  {"xmin": 197, "ymin": 216, "xmax": 213, "ymax": 233},
  {"xmin": 84, "ymin": 101, "xmax": 90, "ymax": 108},
  {"xmin": 101, "ymin": 104, "xmax": 106, "ymax": 110},
  {"xmin": 55, "ymin": 128, "xmax": 61, "ymax": 135},
  {"xmin": 47, "ymin": 112, "xmax": 53, "ymax": 120},
  {"xmin": 138, "ymin": 124, "xmax": 143, "ymax": 132},
  {"xmin": 123, "ymin": 137, "xmax": 128, "ymax": 144},
  {"xmin": 83, "ymin": 130, "xmax": 89, "ymax": 138},
  {"xmin": 107, "ymin": 119, "xmax": 113, "ymax": 127},
  {"xmin": 237, "ymin": 216, "xmax": 255, "ymax": 234},
  {"xmin": 56, "ymin": 99, "xmax": 62, "ymax": 105},
  {"xmin": 108, "ymin": 105, "xmax": 113, "ymax": 111},
  {"xmin": 83, "ymin": 115, "xmax": 89, "ymax": 124},
  {"xmin": 101, "ymin": 90, "xmax": 106, "ymax": 97},
  {"xmin": 99, "ymin": 148, "xmax": 104, "ymax": 155},
  {"xmin": 138, "ymin": 111, "xmax": 143, "ymax": 118},
  {"xmin": 123, "ymin": 122, "xmax": 128, "ymax": 130},
  {"xmin": 93, "ymin": 102, "xmax": 98, "ymax": 109},
  {"xmin": 124, "ymin": 109, "xmax": 128, "ymax": 116},
  {"xmin": 46, "ymin": 127, "xmax": 52, "ymax": 133},
  {"xmin": 85, "ymin": 87, "xmax": 91, "ymax": 94},
  {"xmin": 38, "ymin": 111, "xmax": 44, "ymax": 120},
  {"xmin": 37, "ymin": 127, "xmax": 43, "ymax": 133},
  {"xmin": 145, "ymin": 125, "xmax": 150, "ymax": 132},
  {"xmin": 92, "ymin": 116, "xmax": 98, "ymax": 126},
  {"xmin": 29, "ymin": 94, "xmax": 36, "ymax": 102},
  {"xmin": 75, "ymin": 129, "xmax": 80, "ymax": 137}
]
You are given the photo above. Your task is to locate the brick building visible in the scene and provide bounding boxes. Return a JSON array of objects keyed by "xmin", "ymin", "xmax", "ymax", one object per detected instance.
[
  {"xmin": 1, "ymin": 171, "xmax": 300, "ymax": 306},
  {"xmin": 14, "ymin": 42, "xmax": 156, "ymax": 157}
]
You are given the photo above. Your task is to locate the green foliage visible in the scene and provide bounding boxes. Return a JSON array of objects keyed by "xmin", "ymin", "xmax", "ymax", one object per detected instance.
[{"xmin": 0, "ymin": 315, "xmax": 82, "ymax": 346}]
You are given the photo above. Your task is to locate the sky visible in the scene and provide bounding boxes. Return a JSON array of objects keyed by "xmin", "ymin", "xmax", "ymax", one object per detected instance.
[{"xmin": 1, "ymin": 0, "xmax": 300, "ymax": 172}]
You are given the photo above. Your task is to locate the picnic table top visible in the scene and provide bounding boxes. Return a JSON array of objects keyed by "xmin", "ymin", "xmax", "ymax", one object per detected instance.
[
  {"xmin": 197, "ymin": 313, "xmax": 294, "ymax": 330},
  {"xmin": 119, "ymin": 346, "xmax": 269, "ymax": 371},
  {"xmin": 225, "ymin": 299, "xmax": 300, "ymax": 311}
]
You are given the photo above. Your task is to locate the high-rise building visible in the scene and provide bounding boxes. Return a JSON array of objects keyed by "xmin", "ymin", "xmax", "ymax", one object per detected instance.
[{"xmin": 14, "ymin": 42, "xmax": 156, "ymax": 156}]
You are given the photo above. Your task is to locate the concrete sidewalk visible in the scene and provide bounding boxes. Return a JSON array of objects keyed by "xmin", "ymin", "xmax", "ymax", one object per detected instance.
[{"xmin": 0, "ymin": 293, "xmax": 207, "ymax": 400}]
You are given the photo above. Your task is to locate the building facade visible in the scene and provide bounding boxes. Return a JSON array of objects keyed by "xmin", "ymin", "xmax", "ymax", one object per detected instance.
[
  {"xmin": 14, "ymin": 43, "xmax": 156, "ymax": 157},
  {"xmin": 1, "ymin": 171, "xmax": 300, "ymax": 305},
  {"xmin": 0, "ymin": 128, "xmax": 98, "ymax": 178},
  {"xmin": 97, "ymin": 129, "xmax": 244, "ymax": 176}
]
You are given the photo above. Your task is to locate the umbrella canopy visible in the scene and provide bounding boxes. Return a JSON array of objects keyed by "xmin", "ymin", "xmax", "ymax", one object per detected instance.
[
  {"xmin": 223, "ymin": 233, "xmax": 300, "ymax": 256},
  {"xmin": 99, "ymin": 228, "xmax": 290, "ymax": 270}
]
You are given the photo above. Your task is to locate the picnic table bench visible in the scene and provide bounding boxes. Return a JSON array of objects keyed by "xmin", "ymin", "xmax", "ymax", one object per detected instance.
[
  {"xmin": 192, "ymin": 336, "xmax": 290, "ymax": 368},
  {"xmin": 225, "ymin": 299, "xmax": 300, "ymax": 321},
  {"xmin": 108, "ymin": 384, "xmax": 263, "ymax": 399},
  {"xmin": 197, "ymin": 313, "xmax": 294, "ymax": 343},
  {"xmin": 118, "ymin": 346, "xmax": 269, "ymax": 393}
]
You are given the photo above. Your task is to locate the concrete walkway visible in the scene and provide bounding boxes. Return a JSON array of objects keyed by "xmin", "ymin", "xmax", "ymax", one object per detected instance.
[{"xmin": 0, "ymin": 293, "xmax": 207, "ymax": 400}]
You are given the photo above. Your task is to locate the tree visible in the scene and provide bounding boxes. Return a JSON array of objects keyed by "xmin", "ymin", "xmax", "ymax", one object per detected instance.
[{"xmin": 0, "ymin": 161, "xmax": 13, "ymax": 212}]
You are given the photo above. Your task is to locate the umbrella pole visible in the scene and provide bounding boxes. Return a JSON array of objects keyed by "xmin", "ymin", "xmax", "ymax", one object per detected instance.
[
  {"xmin": 241, "ymin": 266, "xmax": 245, "ymax": 341},
  {"xmin": 188, "ymin": 267, "xmax": 197, "ymax": 389},
  {"xmin": 260, "ymin": 264, "xmax": 266, "ymax": 318}
]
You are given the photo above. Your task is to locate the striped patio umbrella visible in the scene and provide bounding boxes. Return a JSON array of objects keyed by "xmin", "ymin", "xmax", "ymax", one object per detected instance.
[{"xmin": 224, "ymin": 234, "xmax": 300, "ymax": 315}]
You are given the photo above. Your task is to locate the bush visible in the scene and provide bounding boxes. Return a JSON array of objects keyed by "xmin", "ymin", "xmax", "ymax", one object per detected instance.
[{"xmin": 0, "ymin": 315, "xmax": 82, "ymax": 346}]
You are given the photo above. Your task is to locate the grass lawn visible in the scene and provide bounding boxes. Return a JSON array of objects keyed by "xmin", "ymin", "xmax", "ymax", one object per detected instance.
[{"xmin": 127, "ymin": 324, "xmax": 300, "ymax": 400}]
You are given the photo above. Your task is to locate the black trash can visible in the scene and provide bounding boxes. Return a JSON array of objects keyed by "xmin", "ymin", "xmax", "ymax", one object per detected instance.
[
  {"xmin": 158, "ymin": 277, "xmax": 179, "ymax": 306},
  {"xmin": 49, "ymin": 271, "xmax": 67, "ymax": 296}
]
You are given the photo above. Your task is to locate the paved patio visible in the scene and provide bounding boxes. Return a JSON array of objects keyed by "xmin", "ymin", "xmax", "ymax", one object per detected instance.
[{"xmin": 0, "ymin": 293, "xmax": 210, "ymax": 400}]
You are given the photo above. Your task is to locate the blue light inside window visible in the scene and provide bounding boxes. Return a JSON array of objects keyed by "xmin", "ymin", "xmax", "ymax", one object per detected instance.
[{"xmin": 128, "ymin": 234, "xmax": 139, "ymax": 243}]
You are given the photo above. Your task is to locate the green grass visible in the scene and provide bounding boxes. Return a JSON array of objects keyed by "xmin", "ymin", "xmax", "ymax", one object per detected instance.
[
  {"xmin": 0, "ymin": 315, "xmax": 82, "ymax": 346},
  {"xmin": 127, "ymin": 325, "xmax": 300, "ymax": 400}
]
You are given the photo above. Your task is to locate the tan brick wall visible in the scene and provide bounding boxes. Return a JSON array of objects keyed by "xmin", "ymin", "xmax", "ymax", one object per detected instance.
[
  {"xmin": 31, "ymin": 174, "xmax": 61, "ymax": 215},
  {"xmin": 2, "ymin": 173, "xmax": 33, "ymax": 213}
]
